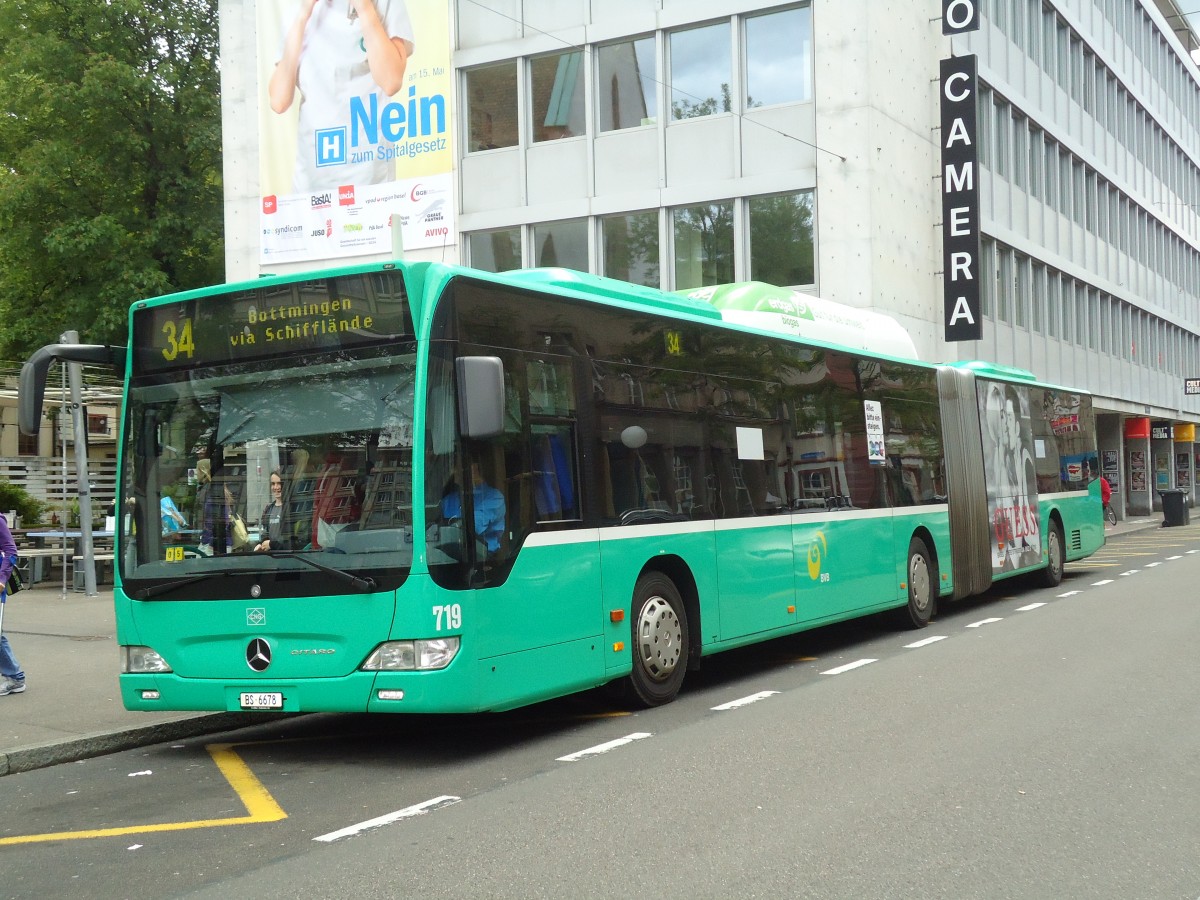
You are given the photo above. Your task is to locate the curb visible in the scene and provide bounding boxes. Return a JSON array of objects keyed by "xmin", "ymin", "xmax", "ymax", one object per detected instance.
[{"xmin": 0, "ymin": 713, "xmax": 291, "ymax": 777}]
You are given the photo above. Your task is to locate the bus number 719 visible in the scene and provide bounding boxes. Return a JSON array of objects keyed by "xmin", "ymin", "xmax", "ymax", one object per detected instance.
[{"xmin": 433, "ymin": 604, "xmax": 462, "ymax": 631}]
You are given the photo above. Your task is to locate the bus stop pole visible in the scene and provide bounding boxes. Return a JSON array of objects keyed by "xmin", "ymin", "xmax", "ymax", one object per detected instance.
[{"xmin": 62, "ymin": 330, "xmax": 97, "ymax": 597}]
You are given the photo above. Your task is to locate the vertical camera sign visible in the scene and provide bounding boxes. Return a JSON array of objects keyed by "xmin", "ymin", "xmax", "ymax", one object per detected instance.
[
  {"xmin": 940, "ymin": 0, "xmax": 981, "ymax": 342},
  {"xmin": 940, "ymin": 54, "xmax": 981, "ymax": 342}
]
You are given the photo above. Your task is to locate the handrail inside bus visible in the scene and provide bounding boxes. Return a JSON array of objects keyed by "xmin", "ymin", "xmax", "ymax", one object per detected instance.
[{"xmin": 19, "ymin": 343, "xmax": 126, "ymax": 436}]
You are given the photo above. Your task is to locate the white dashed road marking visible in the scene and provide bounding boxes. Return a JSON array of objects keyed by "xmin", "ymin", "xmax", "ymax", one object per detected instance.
[
  {"xmin": 556, "ymin": 732, "xmax": 653, "ymax": 762},
  {"xmin": 820, "ymin": 659, "xmax": 877, "ymax": 675},
  {"xmin": 904, "ymin": 635, "xmax": 948, "ymax": 649},
  {"xmin": 711, "ymin": 691, "xmax": 779, "ymax": 711},
  {"xmin": 966, "ymin": 617, "xmax": 1003, "ymax": 628},
  {"xmin": 314, "ymin": 796, "xmax": 462, "ymax": 843},
  {"xmin": 1016, "ymin": 602, "xmax": 1046, "ymax": 611}
]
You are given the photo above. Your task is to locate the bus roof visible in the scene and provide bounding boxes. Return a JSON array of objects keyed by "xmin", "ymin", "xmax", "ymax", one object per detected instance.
[
  {"xmin": 136, "ymin": 263, "xmax": 924, "ymax": 366},
  {"xmin": 677, "ymin": 282, "xmax": 920, "ymax": 361},
  {"xmin": 942, "ymin": 360, "xmax": 1038, "ymax": 382},
  {"xmin": 498, "ymin": 267, "xmax": 723, "ymax": 320}
]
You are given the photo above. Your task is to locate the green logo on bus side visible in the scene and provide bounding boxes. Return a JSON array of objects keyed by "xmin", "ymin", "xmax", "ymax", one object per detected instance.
[{"xmin": 806, "ymin": 531, "xmax": 828, "ymax": 581}]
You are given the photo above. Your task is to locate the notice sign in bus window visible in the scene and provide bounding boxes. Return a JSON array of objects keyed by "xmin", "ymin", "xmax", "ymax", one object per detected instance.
[
  {"xmin": 133, "ymin": 271, "xmax": 415, "ymax": 375},
  {"xmin": 864, "ymin": 400, "xmax": 885, "ymax": 463}
]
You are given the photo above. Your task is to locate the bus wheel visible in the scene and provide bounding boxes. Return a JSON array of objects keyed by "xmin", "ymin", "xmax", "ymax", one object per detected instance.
[
  {"xmin": 1038, "ymin": 520, "xmax": 1065, "ymax": 587},
  {"xmin": 628, "ymin": 573, "xmax": 689, "ymax": 707},
  {"xmin": 897, "ymin": 537, "xmax": 935, "ymax": 629}
]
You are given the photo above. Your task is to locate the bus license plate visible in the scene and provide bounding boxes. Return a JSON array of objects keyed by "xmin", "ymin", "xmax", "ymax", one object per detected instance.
[{"xmin": 240, "ymin": 692, "xmax": 283, "ymax": 710}]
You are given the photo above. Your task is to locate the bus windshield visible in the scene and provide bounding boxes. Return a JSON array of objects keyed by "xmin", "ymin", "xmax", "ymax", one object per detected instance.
[{"xmin": 121, "ymin": 350, "xmax": 417, "ymax": 595}]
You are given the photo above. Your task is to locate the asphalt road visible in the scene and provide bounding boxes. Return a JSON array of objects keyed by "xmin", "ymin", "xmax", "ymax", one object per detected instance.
[{"xmin": 2, "ymin": 525, "xmax": 1199, "ymax": 899}]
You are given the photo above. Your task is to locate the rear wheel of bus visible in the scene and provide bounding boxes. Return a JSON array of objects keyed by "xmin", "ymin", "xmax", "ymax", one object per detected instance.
[
  {"xmin": 628, "ymin": 572, "xmax": 689, "ymax": 707},
  {"xmin": 1038, "ymin": 519, "xmax": 1065, "ymax": 587},
  {"xmin": 897, "ymin": 536, "xmax": 935, "ymax": 628}
]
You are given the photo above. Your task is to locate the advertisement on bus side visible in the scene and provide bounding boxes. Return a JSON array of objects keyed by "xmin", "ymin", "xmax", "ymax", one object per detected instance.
[
  {"xmin": 978, "ymin": 380, "xmax": 1042, "ymax": 574},
  {"xmin": 256, "ymin": 0, "xmax": 454, "ymax": 264}
]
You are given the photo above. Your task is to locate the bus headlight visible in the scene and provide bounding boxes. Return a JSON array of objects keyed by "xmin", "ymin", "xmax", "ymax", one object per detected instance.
[
  {"xmin": 362, "ymin": 637, "xmax": 460, "ymax": 671},
  {"xmin": 121, "ymin": 645, "xmax": 173, "ymax": 674}
]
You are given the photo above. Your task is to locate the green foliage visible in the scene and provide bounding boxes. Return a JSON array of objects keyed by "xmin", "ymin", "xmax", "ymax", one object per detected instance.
[
  {"xmin": 671, "ymin": 83, "xmax": 732, "ymax": 120},
  {"xmin": 0, "ymin": 480, "xmax": 46, "ymax": 525},
  {"xmin": 0, "ymin": 0, "xmax": 223, "ymax": 355}
]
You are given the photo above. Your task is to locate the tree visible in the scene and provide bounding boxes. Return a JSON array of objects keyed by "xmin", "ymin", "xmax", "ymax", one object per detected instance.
[{"xmin": 0, "ymin": 0, "xmax": 222, "ymax": 355}]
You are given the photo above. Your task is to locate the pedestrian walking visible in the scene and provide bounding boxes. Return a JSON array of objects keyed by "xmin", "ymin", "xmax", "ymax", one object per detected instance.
[{"xmin": 0, "ymin": 512, "xmax": 24, "ymax": 696}]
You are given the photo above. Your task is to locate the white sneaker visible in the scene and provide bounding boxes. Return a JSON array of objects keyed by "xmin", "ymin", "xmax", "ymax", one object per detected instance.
[{"xmin": 0, "ymin": 677, "xmax": 25, "ymax": 695}]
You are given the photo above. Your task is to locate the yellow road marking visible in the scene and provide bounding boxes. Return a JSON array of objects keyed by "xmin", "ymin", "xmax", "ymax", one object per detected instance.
[{"xmin": 0, "ymin": 743, "xmax": 285, "ymax": 846}]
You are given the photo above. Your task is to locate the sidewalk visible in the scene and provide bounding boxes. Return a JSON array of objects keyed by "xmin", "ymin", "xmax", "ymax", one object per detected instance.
[
  {"xmin": 0, "ymin": 512, "xmax": 1170, "ymax": 777},
  {"xmin": 0, "ymin": 579, "xmax": 251, "ymax": 777}
]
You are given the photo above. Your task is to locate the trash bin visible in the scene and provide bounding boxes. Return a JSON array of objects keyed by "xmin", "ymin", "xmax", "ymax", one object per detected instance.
[{"xmin": 1160, "ymin": 489, "xmax": 1190, "ymax": 526}]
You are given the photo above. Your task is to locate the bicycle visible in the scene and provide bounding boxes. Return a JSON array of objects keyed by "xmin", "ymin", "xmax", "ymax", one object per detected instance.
[{"xmin": 1104, "ymin": 503, "xmax": 1117, "ymax": 526}]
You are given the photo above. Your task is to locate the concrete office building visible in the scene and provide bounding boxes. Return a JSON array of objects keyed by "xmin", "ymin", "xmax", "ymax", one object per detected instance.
[{"xmin": 219, "ymin": 0, "xmax": 1200, "ymax": 518}]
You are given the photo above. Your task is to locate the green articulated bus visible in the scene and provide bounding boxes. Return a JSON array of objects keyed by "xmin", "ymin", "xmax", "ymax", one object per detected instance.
[{"xmin": 19, "ymin": 261, "xmax": 1104, "ymax": 713}]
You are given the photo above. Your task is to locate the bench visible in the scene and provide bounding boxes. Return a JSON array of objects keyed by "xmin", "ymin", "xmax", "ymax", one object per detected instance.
[
  {"xmin": 17, "ymin": 547, "xmax": 73, "ymax": 583},
  {"xmin": 72, "ymin": 553, "xmax": 116, "ymax": 591}
]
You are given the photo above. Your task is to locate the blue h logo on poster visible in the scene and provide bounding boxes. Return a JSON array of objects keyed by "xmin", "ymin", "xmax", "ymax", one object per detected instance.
[{"xmin": 315, "ymin": 127, "xmax": 346, "ymax": 168}]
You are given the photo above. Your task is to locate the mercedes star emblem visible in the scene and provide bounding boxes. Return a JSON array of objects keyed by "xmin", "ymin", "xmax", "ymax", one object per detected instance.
[{"xmin": 246, "ymin": 638, "xmax": 272, "ymax": 672}]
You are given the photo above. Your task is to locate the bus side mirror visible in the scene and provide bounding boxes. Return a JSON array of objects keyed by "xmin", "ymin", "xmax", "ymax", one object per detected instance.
[
  {"xmin": 19, "ymin": 342, "xmax": 126, "ymax": 436},
  {"xmin": 456, "ymin": 356, "xmax": 505, "ymax": 439}
]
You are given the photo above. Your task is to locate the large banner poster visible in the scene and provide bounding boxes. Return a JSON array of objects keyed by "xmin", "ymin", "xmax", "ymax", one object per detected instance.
[
  {"xmin": 257, "ymin": 0, "xmax": 453, "ymax": 264},
  {"xmin": 978, "ymin": 380, "xmax": 1042, "ymax": 574}
]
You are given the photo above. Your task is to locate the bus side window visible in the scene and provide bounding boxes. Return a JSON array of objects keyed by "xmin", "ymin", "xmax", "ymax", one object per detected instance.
[{"xmin": 530, "ymin": 429, "xmax": 576, "ymax": 522}]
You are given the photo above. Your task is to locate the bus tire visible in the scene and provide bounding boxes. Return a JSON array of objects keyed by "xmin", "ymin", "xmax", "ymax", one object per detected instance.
[
  {"xmin": 628, "ymin": 573, "xmax": 689, "ymax": 707},
  {"xmin": 897, "ymin": 537, "xmax": 935, "ymax": 629},
  {"xmin": 1038, "ymin": 519, "xmax": 1065, "ymax": 587}
]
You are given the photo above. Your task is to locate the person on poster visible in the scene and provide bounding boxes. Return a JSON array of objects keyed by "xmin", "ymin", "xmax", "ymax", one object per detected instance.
[
  {"xmin": 983, "ymin": 383, "xmax": 1038, "ymax": 571},
  {"xmin": 268, "ymin": 0, "xmax": 416, "ymax": 192}
]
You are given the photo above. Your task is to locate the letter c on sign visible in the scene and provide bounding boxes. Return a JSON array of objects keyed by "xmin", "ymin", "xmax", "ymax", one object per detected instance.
[{"xmin": 944, "ymin": 71, "xmax": 971, "ymax": 103}]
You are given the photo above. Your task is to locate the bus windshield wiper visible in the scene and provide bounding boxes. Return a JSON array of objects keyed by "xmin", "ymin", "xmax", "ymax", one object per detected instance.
[
  {"xmin": 133, "ymin": 571, "xmax": 236, "ymax": 600},
  {"xmin": 265, "ymin": 551, "xmax": 377, "ymax": 593}
]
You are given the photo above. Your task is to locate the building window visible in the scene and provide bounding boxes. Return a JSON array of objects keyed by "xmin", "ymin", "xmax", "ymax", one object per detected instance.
[
  {"xmin": 87, "ymin": 414, "xmax": 109, "ymax": 435},
  {"xmin": 602, "ymin": 211, "xmax": 660, "ymax": 287},
  {"xmin": 669, "ymin": 21, "xmax": 732, "ymax": 120},
  {"xmin": 745, "ymin": 6, "xmax": 812, "ymax": 107},
  {"xmin": 531, "ymin": 51, "xmax": 585, "ymax": 142},
  {"xmin": 532, "ymin": 219, "xmax": 588, "ymax": 270},
  {"xmin": 18, "ymin": 430, "xmax": 37, "ymax": 456},
  {"xmin": 673, "ymin": 202, "xmax": 733, "ymax": 289},
  {"xmin": 748, "ymin": 191, "xmax": 814, "ymax": 286},
  {"xmin": 468, "ymin": 228, "xmax": 522, "ymax": 272},
  {"xmin": 598, "ymin": 37, "xmax": 657, "ymax": 131},
  {"xmin": 466, "ymin": 62, "xmax": 519, "ymax": 152}
]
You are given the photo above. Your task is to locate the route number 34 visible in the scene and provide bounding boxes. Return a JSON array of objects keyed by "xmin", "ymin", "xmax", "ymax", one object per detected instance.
[
  {"xmin": 161, "ymin": 318, "xmax": 195, "ymax": 362},
  {"xmin": 433, "ymin": 604, "xmax": 462, "ymax": 630}
]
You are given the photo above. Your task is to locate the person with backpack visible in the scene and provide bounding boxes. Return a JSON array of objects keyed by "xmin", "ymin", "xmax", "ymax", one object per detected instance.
[{"xmin": 0, "ymin": 513, "xmax": 24, "ymax": 696}]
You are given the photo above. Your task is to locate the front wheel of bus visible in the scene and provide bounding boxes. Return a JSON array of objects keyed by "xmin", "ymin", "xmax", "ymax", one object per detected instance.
[
  {"xmin": 1038, "ymin": 520, "xmax": 1065, "ymax": 587},
  {"xmin": 628, "ymin": 573, "xmax": 689, "ymax": 707},
  {"xmin": 898, "ymin": 537, "xmax": 935, "ymax": 629}
]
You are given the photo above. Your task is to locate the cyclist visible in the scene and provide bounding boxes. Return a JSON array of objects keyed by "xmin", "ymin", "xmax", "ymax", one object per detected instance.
[{"xmin": 1100, "ymin": 475, "xmax": 1113, "ymax": 525}]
